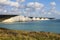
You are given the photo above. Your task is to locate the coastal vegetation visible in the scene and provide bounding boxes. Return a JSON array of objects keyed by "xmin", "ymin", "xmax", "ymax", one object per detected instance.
[
  {"xmin": 0, "ymin": 15, "xmax": 17, "ymax": 22},
  {"xmin": 0, "ymin": 28, "xmax": 60, "ymax": 40}
]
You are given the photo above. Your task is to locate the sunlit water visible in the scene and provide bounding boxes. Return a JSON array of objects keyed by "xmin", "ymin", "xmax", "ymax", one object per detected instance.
[{"xmin": 0, "ymin": 19, "xmax": 60, "ymax": 33}]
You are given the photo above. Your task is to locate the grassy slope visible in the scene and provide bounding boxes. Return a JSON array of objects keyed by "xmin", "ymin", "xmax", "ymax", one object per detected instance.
[
  {"xmin": 0, "ymin": 28, "xmax": 60, "ymax": 40},
  {"xmin": 0, "ymin": 15, "xmax": 17, "ymax": 22}
]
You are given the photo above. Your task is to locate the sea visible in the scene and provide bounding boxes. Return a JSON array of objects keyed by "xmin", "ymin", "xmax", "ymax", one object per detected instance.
[{"xmin": 0, "ymin": 19, "xmax": 60, "ymax": 33}]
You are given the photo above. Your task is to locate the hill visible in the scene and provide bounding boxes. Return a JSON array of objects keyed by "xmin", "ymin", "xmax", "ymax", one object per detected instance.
[
  {"xmin": 0, "ymin": 15, "xmax": 17, "ymax": 22},
  {"xmin": 0, "ymin": 28, "xmax": 60, "ymax": 40}
]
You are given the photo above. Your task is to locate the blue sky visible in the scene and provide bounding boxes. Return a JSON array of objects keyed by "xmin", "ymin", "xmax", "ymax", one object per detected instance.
[
  {"xmin": 0, "ymin": 0, "xmax": 60, "ymax": 19},
  {"xmin": 25, "ymin": 0, "xmax": 60, "ymax": 10}
]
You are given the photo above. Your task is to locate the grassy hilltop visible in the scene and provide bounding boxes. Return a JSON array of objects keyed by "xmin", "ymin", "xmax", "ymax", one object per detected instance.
[
  {"xmin": 0, "ymin": 28, "xmax": 60, "ymax": 40},
  {"xmin": 0, "ymin": 15, "xmax": 17, "ymax": 22}
]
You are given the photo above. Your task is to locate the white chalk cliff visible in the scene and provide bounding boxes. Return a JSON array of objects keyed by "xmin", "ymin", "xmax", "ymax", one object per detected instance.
[
  {"xmin": 2, "ymin": 16, "xmax": 49, "ymax": 23},
  {"xmin": 2, "ymin": 16, "xmax": 31, "ymax": 23}
]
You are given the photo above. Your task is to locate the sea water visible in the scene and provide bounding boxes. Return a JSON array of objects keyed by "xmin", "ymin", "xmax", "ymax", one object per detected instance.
[{"xmin": 0, "ymin": 19, "xmax": 60, "ymax": 33}]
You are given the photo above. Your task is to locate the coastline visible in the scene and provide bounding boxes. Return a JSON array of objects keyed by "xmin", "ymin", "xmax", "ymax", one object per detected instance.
[
  {"xmin": 0, "ymin": 15, "xmax": 55, "ymax": 23},
  {"xmin": 0, "ymin": 28, "xmax": 60, "ymax": 40}
]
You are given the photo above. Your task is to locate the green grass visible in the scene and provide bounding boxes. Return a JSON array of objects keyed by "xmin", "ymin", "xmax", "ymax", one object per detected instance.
[{"xmin": 0, "ymin": 28, "xmax": 60, "ymax": 40}]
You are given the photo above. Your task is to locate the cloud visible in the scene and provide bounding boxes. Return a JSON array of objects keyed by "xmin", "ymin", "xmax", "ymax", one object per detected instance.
[
  {"xmin": 4, "ymin": 10, "xmax": 7, "ymax": 12},
  {"xmin": 0, "ymin": 0, "xmax": 59, "ymax": 18},
  {"xmin": 50, "ymin": 2, "xmax": 56, "ymax": 11},
  {"xmin": 0, "ymin": 0, "xmax": 19, "ymax": 7},
  {"xmin": 27, "ymin": 2, "xmax": 44, "ymax": 10},
  {"xmin": 16, "ymin": 0, "xmax": 25, "ymax": 2},
  {"xmin": 0, "ymin": 0, "xmax": 26, "ymax": 15},
  {"xmin": 26, "ymin": 2, "xmax": 45, "ymax": 16},
  {"xmin": 50, "ymin": 2, "xmax": 56, "ymax": 6},
  {"xmin": 47, "ymin": 2, "xmax": 56, "ymax": 15}
]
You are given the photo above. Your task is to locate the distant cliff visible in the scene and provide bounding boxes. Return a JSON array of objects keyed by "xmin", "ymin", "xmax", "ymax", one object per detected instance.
[
  {"xmin": 0, "ymin": 15, "xmax": 55, "ymax": 22},
  {"xmin": 0, "ymin": 15, "xmax": 17, "ymax": 22}
]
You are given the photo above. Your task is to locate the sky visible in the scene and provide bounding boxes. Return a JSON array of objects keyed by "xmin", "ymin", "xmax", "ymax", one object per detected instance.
[{"xmin": 0, "ymin": 0, "xmax": 60, "ymax": 19}]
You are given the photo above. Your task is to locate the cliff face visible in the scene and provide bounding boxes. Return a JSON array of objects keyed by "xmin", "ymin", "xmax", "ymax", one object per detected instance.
[
  {"xmin": 2, "ymin": 16, "xmax": 31, "ymax": 22},
  {"xmin": 0, "ymin": 15, "xmax": 17, "ymax": 22},
  {"xmin": 2, "ymin": 16, "xmax": 50, "ymax": 23},
  {"xmin": 0, "ymin": 15, "xmax": 55, "ymax": 22}
]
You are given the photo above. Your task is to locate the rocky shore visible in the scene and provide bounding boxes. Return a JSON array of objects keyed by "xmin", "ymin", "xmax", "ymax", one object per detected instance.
[{"xmin": 0, "ymin": 28, "xmax": 60, "ymax": 40}]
